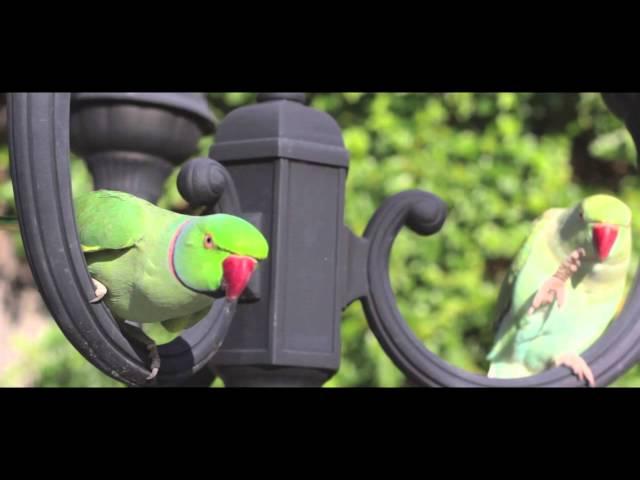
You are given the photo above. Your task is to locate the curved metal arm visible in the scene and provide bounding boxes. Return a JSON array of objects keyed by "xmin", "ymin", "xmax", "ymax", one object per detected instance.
[
  {"xmin": 358, "ymin": 189, "xmax": 640, "ymax": 387},
  {"xmin": 8, "ymin": 93, "xmax": 237, "ymax": 387}
]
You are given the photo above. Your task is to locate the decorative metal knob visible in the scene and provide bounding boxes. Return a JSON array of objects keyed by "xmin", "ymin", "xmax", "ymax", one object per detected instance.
[{"xmin": 256, "ymin": 93, "xmax": 306, "ymax": 104}]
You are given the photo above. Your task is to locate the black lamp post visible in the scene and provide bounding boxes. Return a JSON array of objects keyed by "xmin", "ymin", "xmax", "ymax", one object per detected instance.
[
  {"xmin": 7, "ymin": 92, "xmax": 640, "ymax": 388},
  {"xmin": 70, "ymin": 93, "xmax": 215, "ymax": 203},
  {"xmin": 204, "ymin": 92, "xmax": 349, "ymax": 387}
]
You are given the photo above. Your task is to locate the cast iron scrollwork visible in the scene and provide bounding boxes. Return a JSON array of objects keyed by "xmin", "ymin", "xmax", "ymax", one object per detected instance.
[
  {"xmin": 344, "ymin": 189, "xmax": 640, "ymax": 386},
  {"xmin": 177, "ymin": 156, "xmax": 243, "ymax": 216},
  {"xmin": 8, "ymin": 93, "xmax": 244, "ymax": 387}
]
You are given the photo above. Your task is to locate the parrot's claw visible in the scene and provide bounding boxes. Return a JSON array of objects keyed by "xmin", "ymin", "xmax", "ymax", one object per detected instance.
[
  {"xmin": 528, "ymin": 277, "xmax": 566, "ymax": 315},
  {"xmin": 528, "ymin": 248, "xmax": 586, "ymax": 315},
  {"xmin": 119, "ymin": 322, "xmax": 161, "ymax": 382},
  {"xmin": 554, "ymin": 353, "xmax": 596, "ymax": 387},
  {"xmin": 146, "ymin": 343, "xmax": 161, "ymax": 381},
  {"xmin": 90, "ymin": 278, "xmax": 107, "ymax": 304}
]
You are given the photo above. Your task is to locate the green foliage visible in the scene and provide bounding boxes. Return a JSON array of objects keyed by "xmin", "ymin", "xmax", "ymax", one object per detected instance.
[
  {"xmin": 2, "ymin": 93, "xmax": 640, "ymax": 387},
  {"xmin": 305, "ymin": 93, "xmax": 640, "ymax": 386},
  {"xmin": 0, "ymin": 323, "xmax": 122, "ymax": 387}
]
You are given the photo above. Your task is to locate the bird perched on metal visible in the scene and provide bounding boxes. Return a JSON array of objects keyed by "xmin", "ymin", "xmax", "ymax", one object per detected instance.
[
  {"xmin": 486, "ymin": 194, "xmax": 632, "ymax": 387},
  {"xmin": 3, "ymin": 189, "xmax": 269, "ymax": 380}
]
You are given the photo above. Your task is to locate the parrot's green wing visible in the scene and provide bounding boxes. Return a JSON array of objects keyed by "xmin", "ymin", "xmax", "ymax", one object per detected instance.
[
  {"xmin": 75, "ymin": 190, "xmax": 146, "ymax": 253},
  {"xmin": 487, "ymin": 213, "xmax": 550, "ymax": 360}
]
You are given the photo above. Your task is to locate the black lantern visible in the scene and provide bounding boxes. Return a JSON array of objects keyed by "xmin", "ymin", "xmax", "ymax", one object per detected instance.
[
  {"xmin": 70, "ymin": 93, "xmax": 215, "ymax": 203},
  {"xmin": 7, "ymin": 92, "xmax": 640, "ymax": 388}
]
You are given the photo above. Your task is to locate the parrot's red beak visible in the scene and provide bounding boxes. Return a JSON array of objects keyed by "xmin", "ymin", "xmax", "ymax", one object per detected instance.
[
  {"xmin": 593, "ymin": 224, "xmax": 619, "ymax": 261},
  {"xmin": 222, "ymin": 255, "xmax": 257, "ymax": 301}
]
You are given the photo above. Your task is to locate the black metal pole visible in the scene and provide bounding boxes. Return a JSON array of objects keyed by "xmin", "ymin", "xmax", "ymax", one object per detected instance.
[{"xmin": 209, "ymin": 93, "xmax": 349, "ymax": 387}]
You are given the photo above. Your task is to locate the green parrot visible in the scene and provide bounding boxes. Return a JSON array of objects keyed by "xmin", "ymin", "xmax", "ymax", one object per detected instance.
[
  {"xmin": 487, "ymin": 194, "xmax": 632, "ymax": 387},
  {"xmin": 3, "ymin": 189, "xmax": 269, "ymax": 379}
]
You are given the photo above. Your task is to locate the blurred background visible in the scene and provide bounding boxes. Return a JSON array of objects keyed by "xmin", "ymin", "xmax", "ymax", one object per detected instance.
[{"xmin": 0, "ymin": 92, "xmax": 638, "ymax": 387}]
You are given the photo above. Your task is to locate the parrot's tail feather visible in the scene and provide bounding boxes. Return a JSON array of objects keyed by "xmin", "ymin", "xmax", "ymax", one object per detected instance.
[{"xmin": 487, "ymin": 362, "xmax": 533, "ymax": 379}]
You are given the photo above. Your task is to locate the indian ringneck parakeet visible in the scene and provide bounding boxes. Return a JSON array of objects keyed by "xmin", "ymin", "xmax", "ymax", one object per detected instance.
[
  {"xmin": 5, "ymin": 190, "xmax": 269, "ymax": 380},
  {"xmin": 486, "ymin": 194, "xmax": 632, "ymax": 387}
]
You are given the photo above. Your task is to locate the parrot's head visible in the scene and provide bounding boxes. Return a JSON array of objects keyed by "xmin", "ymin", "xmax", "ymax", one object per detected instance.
[
  {"xmin": 171, "ymin": 214, "xmax": 269, "ymax": 301},
  {"xmin": 568, "ymin": 194, "xmax": 632, "ymax": 262}
]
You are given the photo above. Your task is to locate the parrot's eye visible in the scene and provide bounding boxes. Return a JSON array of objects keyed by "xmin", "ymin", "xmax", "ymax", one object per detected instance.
[
  {"xmin": 579, "ymin": 211, "xmax": 584, "ymax": 219},
  {"xmin": 203, "ymin": 233, "xmax": 215, "ymax": 249}
]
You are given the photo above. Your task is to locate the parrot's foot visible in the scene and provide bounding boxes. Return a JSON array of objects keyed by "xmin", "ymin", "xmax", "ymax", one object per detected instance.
[
  {"xmin": 528, "ymin": 277, "xmax": 566, "ymax": 315},
  {"xmin": 145, "ymin": 343, "xmax": 161, "ymax": 381},
  {"xmin": 120, "ymin": 322, "xmax": 161, "ymax": 381},
  {"xmin": 554, "ymin": 353, "xmax": 596, "ymax": 387},
  {"xmin": 89, "ymin": 278, "xmax": 107, "ymax": 304},
  {"xmin": 528, "ymin": 248, "xmax": 586, "ymax": 315}
]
